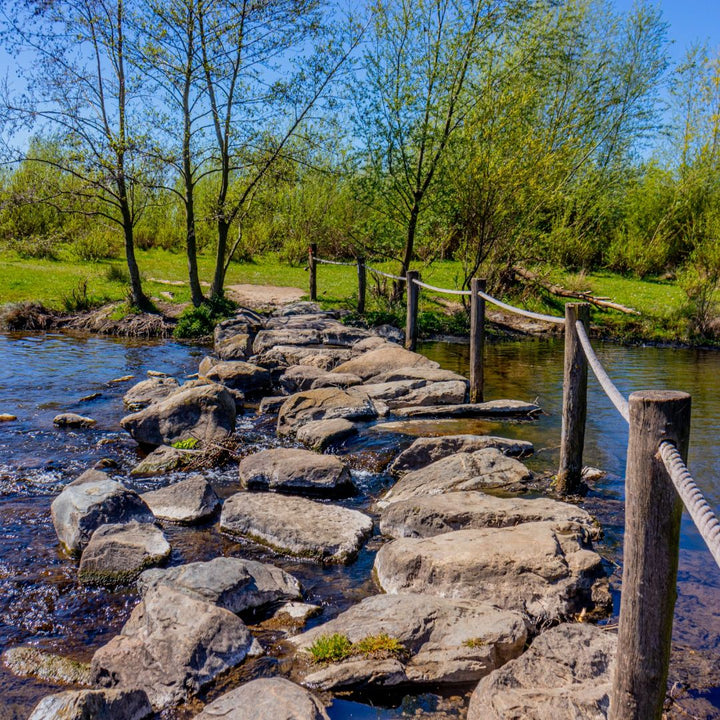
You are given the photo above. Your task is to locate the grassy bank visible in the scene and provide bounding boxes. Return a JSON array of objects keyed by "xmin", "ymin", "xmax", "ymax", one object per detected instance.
[{"xmin": 0, "ymin": 247, "xmax": 708, "ymax": 345}]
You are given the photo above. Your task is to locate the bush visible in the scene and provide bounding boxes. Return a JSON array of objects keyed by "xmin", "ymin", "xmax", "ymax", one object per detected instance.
[
  {"xmin": 9, "ymin": 233, "xmax": 62, "ymax": 260},
  {"xmin": 61, "ymin": 279, "xmax": 105, "ymax": 312},
  {"xmin": 173, "ymin": 296, "xmax": 238, "ymax": 339},
  {"xmin": 679, "ymin": 240, "xmax": 720, "ymax": 338},
  {"xmin": 105, "ymin": 264, "xmax": 130, "ymax": 283},
  {"xmin": 73, "ymin": 229, "xmax": 121, "ymax": 261}
]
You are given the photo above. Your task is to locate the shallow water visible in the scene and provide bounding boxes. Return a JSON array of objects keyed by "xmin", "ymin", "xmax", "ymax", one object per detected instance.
[{"xmin": 0, "ymin": 332, "xmax": 718, "ymax": 718}]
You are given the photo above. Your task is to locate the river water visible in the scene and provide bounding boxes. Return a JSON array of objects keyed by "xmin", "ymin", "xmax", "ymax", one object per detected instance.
[{"xmin": 0, "ymin": 331, "xmax": 718, "ymax": 718}]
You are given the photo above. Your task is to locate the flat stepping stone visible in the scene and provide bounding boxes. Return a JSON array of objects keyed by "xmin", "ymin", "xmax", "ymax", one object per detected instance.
[
  {"xmin": 238, "ymin": 448, "xmax": 354, "ymax": 498},
  {"xmin": 380, "ymin": 491, "xmax": 600, "ymax": 540},
  {"xmin": 29, "ymin": 689, "xmax": 152, "ymax": 720},
  {"xmin": 468, "ymin": 623, "xmax": 617, "ymax": 720},
  {"xmin": 138, "ymin": 557, "xmax": 301, "ymax": 614},
  {"xmin": 51, "ymin": 469, "xmax": 154, "ymax": 554},
  {"xmin": 374, "ymin": 522, "xmax": 609, "ymax": 624},
  {"xmin": 255, "ymin": 345, "xmax": 353, "ymax": 371},
  {"xmin": 376, "ymin": 448, "xmax": 532, "ymax": 509},
  {"xmin": 90, "ymin": 586, "xmax": 261, "ymax": 710},
  {"xmin": 391, "ymin": 399, "xmax": 541, "ymax": 419},
  {"xmin": 389, "ymin": 434, "xmax": 534, "ymax": 475},
  {"xmin": 220, "ymin": 492, "xmax": 373, "ymax": 564},
  {"xmin": 296, "ymin": 419, "xmax": 358, "ymax": 451},
  {"xmin": 130, "ymin": 445, "xmax": 195, "ymax": 477},
  {"xmin": 123, "ymin": 377, "xmax": 179, "ymax": 411},
  {"xmin": 347, "ymin": 379, "xmax": 467, "ymax": 409},
  {"xmin": 215, "ymin": 333, "xmax": 252, "ymax": 361},
  {"xmin": 252, "ymin": 329, "xmax": 322, "ymax": 354},
  {"xmin": 194, "ymin": 677, "xmax": 329, "ymax": 720},
  {"xmin": 290, "ymin": 593, "xmax": 527, "ymax": 691},
  {"xmin": 203, "ymin": 360, "xmax": 271, "ymax": 393},
  {"xmin": 141, "ymin": 475, "xmax": 220, "ymax": 523},
  {"xmin": 78, "ymin": 521, "xmax": 171, "ymax": 585}
]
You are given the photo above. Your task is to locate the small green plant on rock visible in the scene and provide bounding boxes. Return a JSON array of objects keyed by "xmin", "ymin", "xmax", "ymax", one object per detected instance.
[
  {"xmin": 174, "ymin": 296, "xmax": 238, "ymax": 339},
  {"xmin": 171, "ymin": 437, "xmax": 199, "ymax": 450},
  {"xmin": 308, "ymin": 633, "xmax": 352, "ymax": 663},
  {"xmin": 463, "ymin": 637, "xmax": 486, "ymax": 649},
  {"xmin": 353, "ymin": 633, "xmax": 406, "ymax": 659}
]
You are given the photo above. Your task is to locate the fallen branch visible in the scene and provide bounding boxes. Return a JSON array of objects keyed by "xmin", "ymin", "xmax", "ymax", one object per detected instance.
[{"xmin": 513, "ymin": 267, "xmax": 641, "ymax": 315}]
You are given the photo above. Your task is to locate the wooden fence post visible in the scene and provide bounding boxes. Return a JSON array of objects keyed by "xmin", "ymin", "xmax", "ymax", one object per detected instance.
[
  {"xmin": 610, "ymin": 390, "xmax": 691, "ymax": 720},
  {"xmin": 405, "ymin": 270, "xmax": 419, "ymax": 351},
  {"xmin": 308, "ymin": 243, "xmax": 317, "ymax": 301},
  {"xmin": 557, "ymin": 302, "xmax": 590, "ymax": 494},
  {"xmin": 357, "ymin": 257, "xmax": 366, "ymax": 315},
  {"xmin": 469, "ymin": 278, "xmax": 486, "ymax": 403}
]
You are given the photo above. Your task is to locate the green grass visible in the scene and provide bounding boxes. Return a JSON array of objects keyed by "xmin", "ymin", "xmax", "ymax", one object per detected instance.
[
  {"xmin": 307, "ymin": 633, "xmax": 406, "ymax": 664},
  {"xmin": 0, "ymin": 246, "xmax": 704, "ymax": 344}
]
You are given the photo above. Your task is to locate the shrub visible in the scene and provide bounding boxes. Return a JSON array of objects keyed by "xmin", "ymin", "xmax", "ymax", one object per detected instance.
[
  {"xmin": 173, "ymin": 296, "xmax": 238, "ymax": 339},
  {"xmin": 9, "ymin": 233, "xmax": 62, "ymax": 260},
  {"xmin": 308, "ymin": 634, "xmax": 352, "ymax": 664},
  {"xmin": 61, "ymin": 279, "xmax": 105, "ymax": 312},
  {"xmin": 73, "ymin": 229, "xmax": 121, "ymax": 261}
]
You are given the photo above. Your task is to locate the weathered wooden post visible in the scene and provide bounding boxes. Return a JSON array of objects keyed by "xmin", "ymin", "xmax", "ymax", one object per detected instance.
[
  {"xmin": 610, "ymin": 390, "xmax": 691, "ymax": 720},
  {"xmin": 469, "ymin": 278, "xmax": 486, "ymax": 403},
  {"xmin": 405, "ymin": 270, "xmax": 419, "ymax": 351},
  {"xmin": 308, "ymin": 243, "xmax": 317, "ymax": 301},
  {"xmin": 557, "ymin": 302, "xmax": 590, "ymax": 494},
  {"xmin": 357, "ymin": 257, "xmax": 366, "ymax": 315}
]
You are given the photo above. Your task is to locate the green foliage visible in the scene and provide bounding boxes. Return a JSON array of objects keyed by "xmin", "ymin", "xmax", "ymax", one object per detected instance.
[
  {"xmin": 173, "ymin": 296, "xmax": 238, "ymax": 339},
  {"xmin": 352, "ymin": 634, "xmax": 406, "ymax": 659},
  {"xmin": 73, "ymin": 229, "xmax": 121, "ymax": 262},
  {"xmin": 308, "ymin": 634, "xmax": 353, "ymax": 664},
  {"xmin": 679, "ymin": 239, "xmax": 720, "ymax": 338},
  {"xmin": 61, "ymin": 280, "xmax": 105, "ymax": 312},
  {"xmin": 171, "ymin": 437, "xmax": 199, "ymax": 449},
  {"xmin": 463, "ymin": 637, "xmax": 486, "ymax": 648},
  {"xmin": 106, "ymin": 264, "xmax": 130, "ymax": 283}
]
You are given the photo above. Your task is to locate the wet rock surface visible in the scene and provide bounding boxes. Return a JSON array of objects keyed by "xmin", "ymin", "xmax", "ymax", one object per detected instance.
[
  {"xmin": 295, "ymin": 418, "xmax": 358, "ymax": 451},
  {"xmin": 52, "ymin": 413, "xmax": 97, "ymax": 428},
  {"xmin": 467, "ymin": 623, "xmax": 617, "ymax": 720},
  {"xmin": 290, "ymin": 593, "xmax": 528, "ymax": 690},
  {"xmin": 130, "ymin": 444, "xmax": 195, "ymax": 476},
  {"xmin": 220, "ymin": 492, "xmax": 373, "ymax": 563},
  {"xmin": 28, "ymin": 689, "xmax": 153, "ymax": 720},
  {"xmin": 122, "ymin": 376, "xmax": 179, "ymax": 411}
]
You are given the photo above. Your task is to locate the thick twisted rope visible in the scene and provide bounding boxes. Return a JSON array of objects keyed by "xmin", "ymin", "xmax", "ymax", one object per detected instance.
[
  {"xmin": 367, "ymin": 266, "xmax": 406, "ymax": 282},
  {"xmin": 314, "ymin": 257, "xmax": 355, "ymax": 267},
  {"xmin": 476, "ymin": 289, "xmax": 565, "ymax": 325},
  {"xmin": 412, "ymin": 279, "xmax": 471, "ymax": 295},
  {"xmin": 659, "ymin": 441, "xmax": 720, "ymax": 569},
  {"xmin": 576, "ymin": 320, "xmax": 630, "ymax": 422}
]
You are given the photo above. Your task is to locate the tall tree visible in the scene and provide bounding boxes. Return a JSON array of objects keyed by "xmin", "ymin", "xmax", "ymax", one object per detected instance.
[{"xmin": 0, "ymin": 0, "xmax": 152, "ymax": 308}]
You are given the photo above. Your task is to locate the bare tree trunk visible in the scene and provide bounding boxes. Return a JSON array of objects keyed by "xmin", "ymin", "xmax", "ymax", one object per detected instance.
[{"xmin": 211, "ymin": 217, "xmax": 230, "ymax": 299}]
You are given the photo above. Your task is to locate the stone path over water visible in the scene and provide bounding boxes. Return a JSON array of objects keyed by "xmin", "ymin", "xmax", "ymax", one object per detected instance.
[{"xmin": 8, "ymin": 302, "xmax": 619, "ymax": 720}]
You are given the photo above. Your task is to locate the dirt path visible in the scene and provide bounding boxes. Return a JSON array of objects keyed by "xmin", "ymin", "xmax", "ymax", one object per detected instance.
[{"xmin": 224, "ymin": 283, "xmax": 305, "ymax": 310}]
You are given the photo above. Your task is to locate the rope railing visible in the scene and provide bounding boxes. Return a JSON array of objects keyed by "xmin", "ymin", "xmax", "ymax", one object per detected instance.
[
  {"xmin": 367, "ymin": 265, "xmax": 406, "ymax": 282},
  {"xmin": 412, "ymin": 278, "xmax": 471, "ymax": 295},
  {"xmin": 476, "ymin": 288, "xmax": 565, "ymax": 325},
  {"xmin": 575, "ymin": 320, "xmax": 630, "ymax": 422},
  {"xmin": 314, "ymin": 257, "xmax": 355, "ymax": 267},
  {"xmin": 659, "ymin": 440, "xmax": 720, "ymax": 569}
]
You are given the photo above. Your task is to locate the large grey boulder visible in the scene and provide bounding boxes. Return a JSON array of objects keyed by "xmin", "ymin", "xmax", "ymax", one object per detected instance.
[
  {"xmin": 467, "ymin": 623, "xmax": 617, "ymax": 720},
  {"xmin": 238, "ymin": 448, "xmax": 354, "ymax": 498},
  {"xmin": 290, "ymin": 594, "xmax": 527, "ymax": 691},
  {"xmin": 389, "ymin": 434, "xmax": 534, "ymax": 475},
  {"xmin": 374, "ymin": 522, "xmax": 608, "ymax": 624},
  {"xmin": 220, "ymin": 492, "xmax": 373, "ymax": 564},
  {"xmin": 28, "ymin": 689, "xmax": 152, "ymax": 720},
  {"xmin": 215, "ymin": 334, "xmax": 252, "ymax": 361},
  {"xmin": 391, "ymin": 399, "xmax": 541, "ymax": 419},
  {"xmin": 91, "ymin": 586, "xmax": 261, "ymax": 710},
  {"xmin": 380, "ymin": 491, "xmax": 601, "ymax": 540},
  {"xmin": 253, "ymin": 329, "xmax": 321, "ymax": 355},
  {"xmin": 319, "ymin": 325, "xmax": 373, "ymax": 347},
  {"xmin": 203, "ymin": 361, "xmax": 271, "ymax": 394},
  {"xmin": 123, "ymin": 377, "xmax": 179, "ymax": 411},
  {"xmin": 279, "ymin": 365, "xmax": 328, "ymax": 393},
  {"xmin": 138, "ymin": 557, "xmax": 301, "ymax": 614},
  {"xmin": 347, "ymin": 379, "xmax": 467, "ymax": 408},
  {"xmin": 194, "ymin": 677, "xmax": 330, "ymax": 720},
  {"xmin": 309, "ymin": 372, "xmax": 363, "ymax": 389},
  {"xmin": 51, "ymin": 469, "xmax": 154, "ymax": 554},
  {"xmin": 130, "ymin": 445, "xmax": 195, "ymax": 477},
  {"xmin": 214, "ymin": 312, "xmax": 262, "ymax": 345},
  {"xmin": 255, "ymin": 345, "xmax": 352, "ymax": 371},
  {"xmin": 120, "ymin": 383, "xmax": 236, "ymax": 447},
  {"xmin": 367, "ymin": 366, "xmax": 468, "ymax": 385},
  {"xmin": 331, "ymin": 347, "xmax": 439, "ymax": 381},
  {"xmin": 295, "ymin": 418, "xmax": 358, "ymax": 451},
  {"xmin": 277, "ymin": 388, "xmax": 377, "ymax": 437},
  {"xmin": 78, "ymin": 521, "xmax": 171, "ymax": 585},
  {"xmin": 376, "ymin": 449, "xmax": 532, "ymax": 509},
  {"xmin": 141, "ymin": 475, "xmax": 220, "ymax": 524}
]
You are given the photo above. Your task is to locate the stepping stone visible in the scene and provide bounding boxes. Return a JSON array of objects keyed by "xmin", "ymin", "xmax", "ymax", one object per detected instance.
[
  {"xmin": 215, "ymin": 334, "xmax": 252, "ymax": 361},
  {"xmin": 130, "ymin": 445, "xmax": 195, "ymax": 477},
  {"xmin": 253, "ymin": 329, "xmax": 321, "ymax": 354},
  {"xmin": 389, "ymin": 434, "xmax": 534, "ymax": 475},
  {"xmin": 331, "ymin": 347, "xmax": 439, "ymax": 381},
  {"xmin": 194, "ymin": 677, "xmax": 329, "ymax": 720},
  {"xmin": 258, "ymin": 396, "xmax": 287, "ymax": 415},
  {"xmin": 290, "ymin": 593, "xmax": 527, "ymax": 691},
  {"xmin": 78, "ymin": 521, "xmax": 171, "ymax": 585},
  {"xmin": 203, "ymin": 360, "xmax": 271, "ymax": 394},
  {"xmin": 376, "ymin": 448, "xmax": 532, "ymax": 509},
  {"xmin": 380, "ymin": 491, "xmax": 600, "ymax": 540},
  {"xmin": 3, "ymin": 646, "xmax": 92, "ymax": 685},
  {"xmin": 391, "ymin": 399, "xmax": 541, "ymax": 419},
  {"xmin": 277, "ymin": 388, "xmax": 377, "ymax": 437},
  {"xmin": 374, "ymin": 522, "xmax": 609, "ymax": 624},
  {"xmin": 51, "ymin": 469, "xmax": 154, "ymax": 554},
  {"xmin": 138, "ymin": 556, "xmax": 301, "ymax": 614},
  {"xmin": 238, "ymin": 448, "xmax": 354, "ymax": 498},
  {"xmin": 347, "ymin": 379, "xmax": 467, "ymax": 409},
  {"xmin": 367, "ymin": 366, "xmax": 468, "ymax": 385},
  {"xmin": 141, "ymin": 475, "xmax": 219, "ymax": 524},
  {"xmin": 29, "ymin": 689, "xmax": 152, "ymax": 720},
  {"xmin": 467, "ymin": 623, "xmax": 617, "ymax": 720},
  {"xmin": 220, "ymin": 492, "xmax": 373, "ymax": 564},
  {"xmin": 91, "ymin": 586, "xmax": 261, "ymax": 710},
  {"xmin": 53, "ymin": 413, "xmax": 96, "ymax": 428},
  {"xmin": 123, "ymin": 377, "xmax": 179, "ymax": 411},
  {"xmin": 296, "ymin": 418, "xmax": 358, "ymax": 451},
  {"xmin": 255, "ymin": 345, "xmax": 352, "ymax": 371}
]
